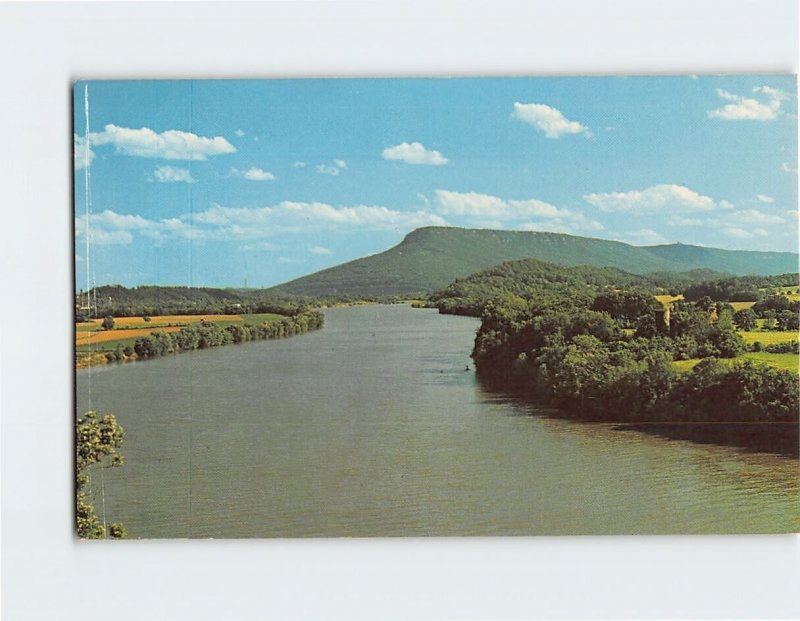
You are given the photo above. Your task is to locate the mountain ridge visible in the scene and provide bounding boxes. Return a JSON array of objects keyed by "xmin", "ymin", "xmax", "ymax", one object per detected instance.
[{"xmin": 264, "ymin": 226, "xmax": 798, "ymax": 298}]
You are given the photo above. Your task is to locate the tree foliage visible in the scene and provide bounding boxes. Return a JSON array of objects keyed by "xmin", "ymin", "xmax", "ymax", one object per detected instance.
[
  {"xmin": 470, "ymin": 284, "xmax": 796, "ymax": 424},
  {"xmin": 76, "ymin": 411, "xmax": 126, "ymax": 539}
]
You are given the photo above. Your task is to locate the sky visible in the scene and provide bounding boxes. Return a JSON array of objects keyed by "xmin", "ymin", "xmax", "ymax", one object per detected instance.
[{"xmin": 74, "ymin": 76, "xmax": 798, "ymax": 290}]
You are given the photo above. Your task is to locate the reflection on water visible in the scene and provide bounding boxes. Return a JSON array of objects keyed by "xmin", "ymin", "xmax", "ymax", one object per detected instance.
[{"xmin": 77, "ymin": 305, "xmax": 799, "ymax": 538}]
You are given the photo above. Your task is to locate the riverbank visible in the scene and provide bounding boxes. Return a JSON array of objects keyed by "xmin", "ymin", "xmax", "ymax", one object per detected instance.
[
  {"xmin": 476, "ymin": 360, "xmax": 799, "ymax": 457},
  {"xmin": 75, "ymin": 309, "xmax": 324, "ymax": 369}
]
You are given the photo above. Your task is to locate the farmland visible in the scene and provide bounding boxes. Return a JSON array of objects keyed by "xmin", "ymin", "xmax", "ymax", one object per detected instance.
[
  {"xmin": 738, "ymin": 330, "xmax": 799, "ymax": 346},
  {"xmin": 655, "ymin": 294, "xmax": 683, "ymax": 305},
  {"xmin": 674, "ymin": 352, "xmax": 799, "ymax": 374},
  {"xmin": 75, "ymin": 312, "xmax": 288, "ymax": 364}
]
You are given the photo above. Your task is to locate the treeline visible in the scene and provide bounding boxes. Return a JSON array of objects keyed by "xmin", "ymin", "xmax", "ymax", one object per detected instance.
[
  {"xmin": 428, "ymin": 258, "xmax": 725, "ymax": 317},
  {"xmin": 76, "ymin": 284, "xmax": 418, "ymax": 320},
  {"xmin": 682, "ymin": 273, "xmax": 799, "ymax": 302},
  {"xmin": 729, "ymin": 295, "xmax": 800, "ymax": 333},
  {"xmin": 472, "ymin": 294, "xmax": 798, "ymax": 424},
  {"xmin": 76, "ymin": 284, "xmax": 313, "ymax": 319},
  {"xmin": 103, "ymin": 310, "xmax": 324, "ymax": 363}
]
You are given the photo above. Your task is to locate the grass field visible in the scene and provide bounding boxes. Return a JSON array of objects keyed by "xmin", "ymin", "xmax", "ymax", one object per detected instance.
[
  {"xmin": 674, "ymin": 352, "xmax": 799, "ymax": 374},
  {"xmin": 75, "ymin": 312, "xmax": 287, "ymax": 353},
  {"xmin": 738, "ymin": 330, "xmax": 799, "ymax": 346},
  {"xmin": 730, "ymin": 301, "xmax": 756, "ymax": 311},
  {"xmin": 742, "ymin": 351, "xmax": 799, "ymax": 372}
]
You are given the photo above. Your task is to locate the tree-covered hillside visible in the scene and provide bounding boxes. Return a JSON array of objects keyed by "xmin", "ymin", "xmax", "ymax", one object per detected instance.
[
  {"xmin": 428, "ymin": 257, "xmax": 727, "ymax": 317},
  {"xmin": 266, "ymin": 227, "xmax": 798, "ymax": 298}
]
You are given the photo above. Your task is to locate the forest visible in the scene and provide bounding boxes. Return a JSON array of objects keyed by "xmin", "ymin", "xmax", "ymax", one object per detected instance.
[{"xmin": 427, "ymin": 259, "xmax": 799, "ymax": 425}]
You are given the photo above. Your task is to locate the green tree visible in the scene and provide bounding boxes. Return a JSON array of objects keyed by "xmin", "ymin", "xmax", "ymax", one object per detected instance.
[
  {"xmin": 76, "ymin": 411, "xmax": 126, "ymax": 539},
  {"xmin": 102, "ymin": 315, "xmax": 115, "ymax": 330},
  {"xmin": 777, "ymin": 309, "xmax": 799, "ymax": 331},
  {"xmin": 734, "ymin": 308, "xmax": 756, "ymax": 331}
]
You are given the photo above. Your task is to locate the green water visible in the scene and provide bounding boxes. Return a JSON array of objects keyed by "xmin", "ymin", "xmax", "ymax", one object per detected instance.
[{"xmin": 76, "ymin": 305, "xmax": 799, "ymax": 537}]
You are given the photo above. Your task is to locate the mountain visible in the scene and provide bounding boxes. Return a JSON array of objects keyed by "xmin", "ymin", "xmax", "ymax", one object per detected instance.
[
  {"xmin": 641, "ymin": 243, "xmax": 799, "ymax": 276},
  {"xmin": 266, "ymin": 227, "xmax": 798, "ymax": 297}
]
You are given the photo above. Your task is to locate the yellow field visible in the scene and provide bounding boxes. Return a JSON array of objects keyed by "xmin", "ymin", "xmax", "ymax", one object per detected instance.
[
  {"xmin": 655, "ymin": 294, "xmax": 683, "ymax": 305},
  {"xmin": 76, "ymin": 326, "xmax": 183, "ymax": 345},
  {"xmin": 75, "ymin": 313, "xmax": 284, "ymax": 350},
  {"xmin": 738, "ymin": 330, "xmax": 799, "ymax": 346},
  {"xmin": 78, "ymin": 314, "xmax": 242, "ymax": 331},
  {"xmin": 729, "ymin": 301, "xmax": 756, "ymax": 311}
]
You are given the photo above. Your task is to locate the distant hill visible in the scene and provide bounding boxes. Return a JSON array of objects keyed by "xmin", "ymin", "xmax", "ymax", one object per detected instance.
[
  {"xmin": 266, "ymin": 227, "xmax": 798, "ymax": 297},
  {"xmin": 642, "ymin": 243, "xmax": 799, "ymax": 277},
  {"xmin": 428, "ymin": 258, "xmax": 728, "ymax": 316}
]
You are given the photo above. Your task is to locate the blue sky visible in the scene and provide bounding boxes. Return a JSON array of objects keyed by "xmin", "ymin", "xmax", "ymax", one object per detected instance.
[{"xmin": 74, "ymin": 76, "xmax": 798, "ymax": 289}]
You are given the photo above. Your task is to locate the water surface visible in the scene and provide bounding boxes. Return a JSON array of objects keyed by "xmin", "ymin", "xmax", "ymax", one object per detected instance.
[{"xmin": 76, "ymin": 305, "xmax": 799, "ymax": 537}]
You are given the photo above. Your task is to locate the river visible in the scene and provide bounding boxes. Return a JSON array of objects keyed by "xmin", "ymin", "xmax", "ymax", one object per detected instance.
[{"xmin": 76, "ymin": 305, "xmax": 799, "ymax": 537}]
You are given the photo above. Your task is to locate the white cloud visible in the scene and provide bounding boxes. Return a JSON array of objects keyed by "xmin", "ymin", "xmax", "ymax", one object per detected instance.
[
  {"xmin": 292, "ymin": 161, "xmax": 306, "ymax": 168},
  {"xmin": 241, "ymin": 241, "xmax": 275, "ymax": 251},
  {"xmin": 76, "ymin": 209, "xmax": 202, "ymax": 245},
  {"xmin": 584, "ymin": 184, "xmax": 723, "ymax": 213},
  {"xmin": 512, "ymin": 102, "xmax": 591, "ymax": 139},
  {"xmin": 278, "ymin": 257, "xmax": 305, "ymax": 264},
  {"xmin": 667, "ymin": 215, "xmax": 703, "ymax": 227},
  {"xmin": 235, "ymin": 129, "xmax": 245, "ymax": 137},
  {"xmin": 153, "ymin": 165, "xmax": 196, "ymax": 183},
  {"xmin": 753, "ymin": 85, "xmax": 789, "ymax": 101},
  {"xmin": 623, "ymin": 229, "xmax": 671, "ymax": 246},
  {"xmin": 79, "ymin": 201, "xmax": 447, "ymax": 246},
  {"xmin": 727, "ymin": 209, "xmax": 783, "ymax": 225},
  {"xmin": 707, "ymin": 86, "xmax": 787, "ymax": 121},
  {"xmin": 782, "ymin": 162, "xmax": 798, "ymax": 174},
  {"xmin": 90, "ymin": 229, "xmax": 134, "ymax": 245},
  {"xmin": 382, "ymin": 142, "xmax": 449, "ymax": 165},
  {"xmin": 333, "ymin": 159, "xmax": 347, "ymax": 169},
  {"xmin": 89, "ymin": 124, "xmax": 236, "ymax": 160},
  {"xmin": 73, "ymin": 133, "xmax": 95, "ymax": 171},
  {"xmin": 433, "ymin": 190, "xmax": 603, "ymax": 232},
  {"xmin": 316, "ymin": 164, "xmax": 341, "ymax": 176},
  {"xmin": 756, "ymin": 194, "xmax": 774, "ymax": 203},
  {"xmin": 75, "ymin": 210, "xmax": 150, "ymax": 245},
  {"xmin": 309, "ymin": 246, "xmax": 333, "ymax": 255},
  {"xmin": 195, "ymin": 201, "xmax": 446, "ymax": 234},
  {"xmin": 722, "ymin": 226, "xmax": 769, "ymax": 239},
  {"xmin": 231, "ymin": 167, "xmax": 275, "ymax": 181}
]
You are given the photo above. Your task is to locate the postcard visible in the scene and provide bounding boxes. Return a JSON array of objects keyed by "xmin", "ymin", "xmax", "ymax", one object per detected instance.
[{"xmin": 74, "ymin": 76, "xmax": 799, "ymax": 538}]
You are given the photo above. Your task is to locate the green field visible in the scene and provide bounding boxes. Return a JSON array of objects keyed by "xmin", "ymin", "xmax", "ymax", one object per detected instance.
[
  {"xmin": 738, "ymin": 330, "xmax": 798, "ymax": 346},
  {"xmin": 674, "ymin": 352, "xmax": 799, "ymax": 373},
  {"xmin": 76, "ymin": 313, "xmax": 287, "ymax": 353},
  {"xmin": 742, "ymin": 351, "xmax": 799, "ymax": 372}
]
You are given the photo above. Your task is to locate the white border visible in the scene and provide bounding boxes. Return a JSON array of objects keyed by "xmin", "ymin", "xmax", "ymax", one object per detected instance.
[{"xmin": 1, "ymin": 2, "xmax": 798, "ymax": 620}]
